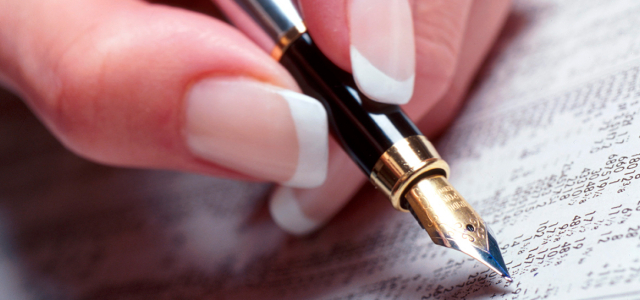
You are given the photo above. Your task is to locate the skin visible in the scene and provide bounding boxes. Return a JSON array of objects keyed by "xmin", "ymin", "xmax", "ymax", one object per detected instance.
[{"xmin": 0, "ymin": 0, "xmax": 511, "ymax": 229}]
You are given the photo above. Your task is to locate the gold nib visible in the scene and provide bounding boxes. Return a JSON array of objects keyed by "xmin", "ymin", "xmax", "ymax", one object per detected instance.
[
  {"xmin": 368, "ymin": 135, "xmax": 510, "ymax": 281},
  {"xmin": 405, "ymin": 175, "xmax": 512, "ymax": 282}
]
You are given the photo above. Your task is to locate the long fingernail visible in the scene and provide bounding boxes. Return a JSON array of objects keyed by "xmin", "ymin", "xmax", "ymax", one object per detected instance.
[
  {"xmin": 349, "ymin": 0, "xmax": 416, "ymax": 105},
  {"xmin": 185, "ymin": 78, "xmax": 328, "ymax": 188},
  {"xmin": 269, "ymin": 186, "xmax": 321, "ymax": 235}
]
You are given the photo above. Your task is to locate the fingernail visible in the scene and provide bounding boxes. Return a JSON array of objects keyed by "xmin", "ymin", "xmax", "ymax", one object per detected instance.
[
  {"xmin": 185, "ymin": 78, "xmax": 328, "ymax": 188},
  {"xmin": 349, "ymin": 0, "xmax": 416, "ymax": 105},
  {"xmin": 269, "ymin": 186, "xmax": 321, "ymax": 235}
]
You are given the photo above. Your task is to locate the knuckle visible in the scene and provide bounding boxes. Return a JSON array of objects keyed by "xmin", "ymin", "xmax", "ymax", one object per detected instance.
[
  {"xmin": 42, "ymin": 26, "xmax": 130, "ymax": 165},
  {"xmin": 413, "ymin": 0, "xmax": 470, "ymax": 84}
]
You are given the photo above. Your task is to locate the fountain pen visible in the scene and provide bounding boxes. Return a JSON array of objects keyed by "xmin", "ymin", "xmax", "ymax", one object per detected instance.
[{"xmin": 215, "ymin": 0, "xmax": 511, "ymax": 281}]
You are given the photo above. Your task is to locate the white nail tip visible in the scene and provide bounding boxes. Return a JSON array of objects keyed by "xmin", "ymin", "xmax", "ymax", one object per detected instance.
[
  {"xmin": 269, "ymin": 187, "xmax": 320, "ymax": 235},
  {"xmin": 350, "ymin": 46, "xmax": 415, "ymax": 105},
  {"xmin": 279, "ymin": 90, "xmax": 328, "ymax": 188}
]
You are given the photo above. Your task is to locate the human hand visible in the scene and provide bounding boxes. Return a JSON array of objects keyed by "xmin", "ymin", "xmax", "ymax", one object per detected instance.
[{"xmin": 0, "ymin": 0, "xmax": 510, "ymax": 235}]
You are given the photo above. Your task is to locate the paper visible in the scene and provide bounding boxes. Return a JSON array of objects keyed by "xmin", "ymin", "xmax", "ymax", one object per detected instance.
[{"xmin": 2, "ymin": 0, "xmax": 640, "ymax": 299}]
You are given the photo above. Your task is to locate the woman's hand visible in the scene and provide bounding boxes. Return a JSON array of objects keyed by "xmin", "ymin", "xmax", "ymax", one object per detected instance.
[{"xmin": 0, "ymin": 0, "xmax": 510, "ymax": 235}]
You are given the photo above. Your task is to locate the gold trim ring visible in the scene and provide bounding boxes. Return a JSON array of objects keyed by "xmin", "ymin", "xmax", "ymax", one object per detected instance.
[
  {"xmin": 370, "ymin": 135, "xmax": 450, "ymax": 212},
  {"xmin": 270, "ymin": 23, "xmax": 307, "ymax": 61}
]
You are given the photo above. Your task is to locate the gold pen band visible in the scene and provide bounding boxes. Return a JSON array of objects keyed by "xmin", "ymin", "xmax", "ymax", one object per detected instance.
[
  {"xmin": 271, "ymin": 23, "xmax": 308, "ymax": 61},
  {"xmin": 369, "ymin": 135, "xmax": 450, "ymax": 212}
]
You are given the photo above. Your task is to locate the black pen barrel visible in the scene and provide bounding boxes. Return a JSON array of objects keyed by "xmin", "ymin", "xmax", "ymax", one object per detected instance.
[{"xmin": 279, "ymin": 33, "xmax": 422, "ymax": 175}]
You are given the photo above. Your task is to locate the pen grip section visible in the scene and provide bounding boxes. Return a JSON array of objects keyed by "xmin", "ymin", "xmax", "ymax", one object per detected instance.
[{"xmin": 279, "ymin": 33, "xmax": 421, "ymax": 174}]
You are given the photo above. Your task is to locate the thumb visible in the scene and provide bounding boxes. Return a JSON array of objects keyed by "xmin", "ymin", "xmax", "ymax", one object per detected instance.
[
  {"xmin": 0, "ymin": 0, "xmax": 328, "ymax": 188},
  {"xmin": 299, "ymin": 0, "xmax": 416, "ymax": 105}
]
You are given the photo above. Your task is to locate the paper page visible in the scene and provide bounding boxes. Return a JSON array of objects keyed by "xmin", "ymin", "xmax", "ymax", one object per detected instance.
[{"xmin": 2, "ymin": 0, "xmax": 640, "ymax": 299}]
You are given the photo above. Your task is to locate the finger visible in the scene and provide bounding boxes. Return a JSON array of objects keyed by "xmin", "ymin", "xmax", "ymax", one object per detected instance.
[
  {"xmin": 299, "ymin": 0, "xmax": 472, "ymax": 106},
  {"xmin": 418, "ymin": 0, "xmax": 512, "ymax": 137},
  {"xmin": 401, "ymin": 0, "xmax": 474, "ymax": 119},
  {"xmin": 0, "ymin": 0, "xmax": 328, "ymax": 188},
  {"xmin": 300, "ymin": 0, "xmax": 416, "ymax": 105},
  {"xmin": 269, "ymin": 138, "xmax": 366, "ymax": 234}
]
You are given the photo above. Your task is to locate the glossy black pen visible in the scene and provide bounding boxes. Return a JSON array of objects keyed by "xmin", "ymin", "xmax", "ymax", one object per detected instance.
[{"xmin": 215, "ymin": 0, "xmax": 511, "ymax": 281}]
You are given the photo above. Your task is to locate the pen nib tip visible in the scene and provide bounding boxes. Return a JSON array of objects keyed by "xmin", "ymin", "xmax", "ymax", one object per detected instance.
[
  {"xmin": 403, "ymin": 176, "xmax": 512, "ymax": 281},
  {"xmin": 481, "ymin": 231, "xmax": 512, "ymax": 280}
]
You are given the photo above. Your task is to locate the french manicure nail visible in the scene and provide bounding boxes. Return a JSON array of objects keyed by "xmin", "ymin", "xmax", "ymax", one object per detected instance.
[
  {"xmin": 269, "ymin": 186, "xmax": 321, "ymax": 235},
  {"xmin": 349, "ymin": 0, "xmax": 416, "ymax": 105},
  {"xmin": 185, "ymin": 78, "xmax": 328, "ymax": 188}
]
